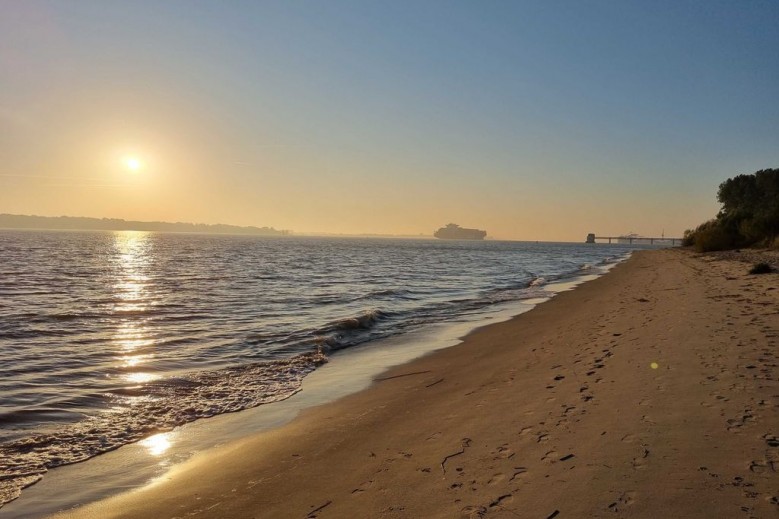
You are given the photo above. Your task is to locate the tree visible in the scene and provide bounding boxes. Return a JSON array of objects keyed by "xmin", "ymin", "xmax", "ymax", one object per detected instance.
[{"xmin": 685, "ymin": 168, "xmax": 779, "ymax": 251}]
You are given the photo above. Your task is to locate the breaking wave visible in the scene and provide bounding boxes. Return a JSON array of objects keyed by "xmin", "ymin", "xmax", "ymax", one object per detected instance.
[{"xmin": 0, "ymin": 352, "xmax": 326, "ymax": 506}]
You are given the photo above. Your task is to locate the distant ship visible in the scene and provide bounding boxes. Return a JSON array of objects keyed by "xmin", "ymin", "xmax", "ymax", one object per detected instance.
[{"xmin": 434, "ymin": 223, "xmax": 487, "ymax": 240}]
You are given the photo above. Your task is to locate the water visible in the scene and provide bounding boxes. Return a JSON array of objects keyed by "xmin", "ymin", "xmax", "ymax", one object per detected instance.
[{"xmin": 0, "ymin": 230, "xmax": 639, "ymax": 507}]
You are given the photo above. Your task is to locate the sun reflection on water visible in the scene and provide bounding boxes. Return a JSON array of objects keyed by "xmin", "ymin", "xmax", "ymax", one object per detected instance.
[
  {"xmin": 121, "ymin": 352, "xmax": 152, "ymax": 368},
  {"xmin": 139, "ymin": 432, "xmax": 172, "ymax": 456},
  {"xmin": 115, "ymin": 322, "xmax": 155, "ymax": 351},
  {"xmin": 113, "ymin": 231, "xmax": 151, "ymax": 312},
  {"xmin": 125, "ymin": 372, "xmax": 161, "ymax": 384},
  {"xmin": 111, "ymin": 231, "xmax": 157, "ymax": 385}
]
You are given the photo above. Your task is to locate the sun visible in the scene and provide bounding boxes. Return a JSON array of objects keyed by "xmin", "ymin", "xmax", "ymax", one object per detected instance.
[{"xmin": 124, "ymin": 156, "xmax": 143, "ymax": 171}]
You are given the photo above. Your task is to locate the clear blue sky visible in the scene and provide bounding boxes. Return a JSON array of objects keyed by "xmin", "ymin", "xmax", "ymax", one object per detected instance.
[{"xmin": 2, "ymin": 0, "xmax": 778, "ymax": 239}]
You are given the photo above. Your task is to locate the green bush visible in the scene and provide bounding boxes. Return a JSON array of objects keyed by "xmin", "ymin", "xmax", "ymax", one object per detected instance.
[
  {"xmin": 693, "ymin": 224, "xmax": 738, "ymax": 252},
  {"xmin": 748, "ymin": 262, "xmax": 774, "ymax": 274},
  {"xmin": 684, "ymin": 219, "xmax": 738, "ymax": 251},
  {"xmin": 682, "ymin": 228, "xmax": 696, "ymax": 247},
  {"xmin": 686, "ymin": 169, "xmax": 778, "ymax": 250}
]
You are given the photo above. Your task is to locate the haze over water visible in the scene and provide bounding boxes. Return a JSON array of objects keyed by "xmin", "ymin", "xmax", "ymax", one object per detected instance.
[
  {"xmin": 2, "ymin": 2, "xmax": 778, "ymax": 240},
  {"xmin": 0, "ymin": 230, "xmax": 640, "ymax": 506}
]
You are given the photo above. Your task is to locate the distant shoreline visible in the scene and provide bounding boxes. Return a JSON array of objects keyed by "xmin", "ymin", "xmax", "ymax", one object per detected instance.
[{"xmin": 0, "ymin": 214, "xmax": 289, "ymax": 236}]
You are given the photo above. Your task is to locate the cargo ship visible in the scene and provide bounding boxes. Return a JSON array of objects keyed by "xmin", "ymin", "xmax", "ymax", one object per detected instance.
[{"xmin": 433, "ymin": 223, "xmax": 487, "ymax": 240}]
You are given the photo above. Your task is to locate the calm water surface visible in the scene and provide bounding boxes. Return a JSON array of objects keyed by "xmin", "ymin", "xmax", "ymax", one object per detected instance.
[{"xmin": 0, "ymin": 230, "xmax": 639, "ymax": 506}]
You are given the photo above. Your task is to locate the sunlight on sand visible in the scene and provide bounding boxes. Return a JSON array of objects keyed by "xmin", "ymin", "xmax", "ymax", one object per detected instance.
[{"xmin": 139, "ymin": 433, "xmax": 172, "ymax": 456}]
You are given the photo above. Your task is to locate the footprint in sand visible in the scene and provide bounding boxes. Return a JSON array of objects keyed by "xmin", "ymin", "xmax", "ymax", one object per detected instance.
[
  {"xmin": 487, "ymin": 473, "xmax": 506, "ymax": 486},
  {"xmin": 489, "ymin": 493, "xmax": 514, "ymax": 508},
  {"xmin": 631, "ymin": 447, "xmax": 650, "ymax": 470},
  {"xmin": 351, "ymin": 480, "xmax": 375, "ymax": 494},
  {"xmin": 621, "ymin": 433, "xmax": 637, "ymax": 443},
  {"xmin": 541, "ymin": 450, "xmax": 559, "ymax": 462},
  {"xmin": 510, "ymin": 467, "xmax": 528, "ymax": 481},
  {"xmin": 561, "ymin": 405, "xmax": 577, "ymax": 416},
  {"xmin": 518, "ymin": 426, "xmax": 533, "ymax": 437},
  {"xmin": 726, "ymin": 410, "xmax": 755, "ymax": 432},
  {"xmin": 494, "ymin": 445, "xmax": 515, "ymax": 459},
  {"xmin": 749, "ymin": 460, "xmax": 778, "ymax": 473},
  {"xmin": 460, "ymin": 505, "xmax": 487, "ymax": 518},
  {"xmin": 607, "ymin": 491, "xmax": 637, "ymax": 511}
]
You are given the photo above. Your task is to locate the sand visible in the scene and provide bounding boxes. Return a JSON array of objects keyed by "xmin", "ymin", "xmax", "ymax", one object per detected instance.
[{"xmin": 53, "ymin": 248, "xmax": 778, "ymax": 519}]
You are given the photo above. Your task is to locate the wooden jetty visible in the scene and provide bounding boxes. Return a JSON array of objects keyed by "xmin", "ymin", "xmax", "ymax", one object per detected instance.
[{"xmin": 586, "ymin": 233, "xmax": 681, "ymax": 246}]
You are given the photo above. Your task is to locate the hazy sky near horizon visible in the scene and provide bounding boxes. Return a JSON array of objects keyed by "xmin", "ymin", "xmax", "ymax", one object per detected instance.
[{"xmin": 2, "ymin": 1, "xmax": 778, "ymax": 240}]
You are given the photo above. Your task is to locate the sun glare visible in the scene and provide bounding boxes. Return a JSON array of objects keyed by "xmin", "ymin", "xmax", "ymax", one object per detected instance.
[
  {"xmin": 140, "ymin": 432, "xmax": 172, "ymax": 456},
  {"xmin": 124, "ymin": 156, "xmax": 143, "ymax": 171}
]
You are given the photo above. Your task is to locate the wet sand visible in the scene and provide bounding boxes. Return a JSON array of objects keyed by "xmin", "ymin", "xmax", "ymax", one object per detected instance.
[{"xmin": 54, "ymin": 249, "xmax": 778, "ymax": 518}]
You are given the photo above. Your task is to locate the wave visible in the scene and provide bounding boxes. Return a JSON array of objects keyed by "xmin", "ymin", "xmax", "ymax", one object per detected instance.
[
  {"xmin": 329, "ymin": 308, "xmax": 387, "ymax": 331},
  {"xmin": 308, "ymin": 309, "xmax": 389, "ymax": 353},
  {"xmin": 0, "ymin": 351, "xmax": 326, "ymax": 508},
  {"xmin": 599, "ymin": 252, "xmax": 631, "ymax": 265},
  {"xmin": 352, "ymin": 288, "xmax": 416, "ymax": 301}
]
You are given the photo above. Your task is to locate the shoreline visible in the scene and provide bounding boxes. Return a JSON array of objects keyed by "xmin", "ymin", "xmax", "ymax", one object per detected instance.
[
  {"xmin": 3, "ymin": 253, "xmax": 622, "ymax": 518},
  {"xmin": 37, "ymin": 249, "xmax": 779, "ymax": 517}
]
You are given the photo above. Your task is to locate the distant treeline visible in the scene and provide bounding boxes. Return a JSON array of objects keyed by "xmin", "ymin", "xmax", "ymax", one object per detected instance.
[
  {"xmin": 684, "ymin": 168, "xmax": 778, "ymax": 251},
  {"xmin": 0, "ymin": 214, "xmax": 290, "ymax": 236}
]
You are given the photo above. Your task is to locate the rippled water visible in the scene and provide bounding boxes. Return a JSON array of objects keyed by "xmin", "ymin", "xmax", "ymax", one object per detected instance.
[{"xmin": 0, "ymin": 230, "xmax": 638, "ymax": 506}]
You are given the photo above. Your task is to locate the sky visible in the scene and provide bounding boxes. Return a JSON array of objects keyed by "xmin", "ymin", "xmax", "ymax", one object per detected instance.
[{"xmin": 1, "ymin": 1, "xmax": 778, "ymax": 241}]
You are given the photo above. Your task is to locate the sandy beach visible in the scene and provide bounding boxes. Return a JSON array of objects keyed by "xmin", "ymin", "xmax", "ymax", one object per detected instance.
[{"xmin": 53, "ymin": 248, "xmax": 778, "ymax": 519}]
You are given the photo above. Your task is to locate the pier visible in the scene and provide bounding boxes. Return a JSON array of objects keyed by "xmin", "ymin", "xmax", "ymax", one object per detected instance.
[{"xmin": 586, "ymin": 233, "xmax": 681, "ymax": 246}]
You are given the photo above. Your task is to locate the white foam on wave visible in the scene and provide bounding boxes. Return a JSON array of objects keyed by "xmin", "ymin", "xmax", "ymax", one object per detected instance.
[{"xmin": 0, "ymin": 351, "xmax": 325, "ymax": 508}]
